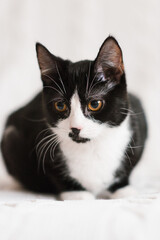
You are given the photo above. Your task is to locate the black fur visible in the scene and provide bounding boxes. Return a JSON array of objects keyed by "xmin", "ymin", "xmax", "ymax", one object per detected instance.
[{"xmin": 1, "ymin": 37, "xmax": 147, "ymax": 195}]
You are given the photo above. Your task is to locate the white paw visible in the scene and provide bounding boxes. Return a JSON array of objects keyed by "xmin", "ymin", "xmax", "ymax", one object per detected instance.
[
  {"xmin": 110, "ymin": 186, "xmax": 138, "ymax": 199},
  {"xmin": 59, "ymin": 191, "xmax": 95, "ymax": 200},
  {"xmin": 96, "ymin": 190, "xmax": 112, "ymax": 199}
]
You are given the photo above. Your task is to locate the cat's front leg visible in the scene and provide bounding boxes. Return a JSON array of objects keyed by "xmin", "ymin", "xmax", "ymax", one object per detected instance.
[{"xmin": 59, "ymin": 191, "xmax": 95, "ymax": 200}]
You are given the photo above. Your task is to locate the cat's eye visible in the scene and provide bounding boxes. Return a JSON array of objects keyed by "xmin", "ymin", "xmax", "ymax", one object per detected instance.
[
  {"xmin": 88, "ymin": 100, "xmax": 103, "ymax": 111},
  {"xmin": 55, "ymin": 101, "xmax": 67, "ymax": 112}
]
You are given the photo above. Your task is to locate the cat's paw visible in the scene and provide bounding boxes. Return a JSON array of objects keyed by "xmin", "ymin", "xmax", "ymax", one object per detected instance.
[
  {"xmin": 110, "ymin": 186, "xmax": 138, "ymax": 199},
  {"xmin": 96, "ymin": 190, "xmax": 112, "ymax": 199},
  {"xmin": 96, "ymin": 186, "xmax": 138, "ymax": 199},
  {"xmin": 59, "ymin": 191, "xmax": 95, "ymax": 200}
]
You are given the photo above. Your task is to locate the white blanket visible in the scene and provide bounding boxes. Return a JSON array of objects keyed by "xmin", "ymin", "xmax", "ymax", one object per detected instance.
[
  {"xmin": 0, "ymin": 157, "xmax": 160, "ymax": 240},
  {"xmin": 0, "ymin": 188, "xmax": 160, "ymax": 240}
]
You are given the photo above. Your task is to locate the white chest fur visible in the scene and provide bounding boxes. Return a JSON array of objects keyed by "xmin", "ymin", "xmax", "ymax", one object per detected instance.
[{"xmin": 59, "ymin": 116, "xmax": 131, "ymax": 195}]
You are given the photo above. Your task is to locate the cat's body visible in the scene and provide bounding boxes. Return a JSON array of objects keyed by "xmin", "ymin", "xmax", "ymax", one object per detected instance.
[{"xmin": 1, "ymin": 37, "xmax": 147, "ymax": 199}]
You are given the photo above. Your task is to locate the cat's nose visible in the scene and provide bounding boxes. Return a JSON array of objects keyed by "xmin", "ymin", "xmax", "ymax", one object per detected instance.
[{"xmin": 71, "ymin": 128, "xmax": 80, "ymax": 135}]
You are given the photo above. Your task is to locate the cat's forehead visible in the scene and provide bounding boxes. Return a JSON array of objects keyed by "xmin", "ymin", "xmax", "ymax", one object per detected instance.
[
  {"xmin": 68, "ymin": 60, "xmax": 92, "ymax": 85},
  {"xmin": 68, "ymin": 60, "xmax": 92, "ymax": 76},
  {"xmin": 67, "ymin": 60, "xmax": 94, "ymax": 97},
  {"xmin": 67, "ymin": 61, "xmax": 109, "ymax": 101},
  {"xmin": 51, "ymin": 60, "xmax": 106, "ymax": 102}
]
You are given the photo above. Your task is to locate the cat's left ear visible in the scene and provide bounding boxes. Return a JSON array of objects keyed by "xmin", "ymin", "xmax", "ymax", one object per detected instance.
[
  {"xmin": 36, "ymin": 43, "xmax": 57, "ymax": 75},
  {"xmin": 94, "ymin": 36, "xmax": 124, "ymax": 83}
]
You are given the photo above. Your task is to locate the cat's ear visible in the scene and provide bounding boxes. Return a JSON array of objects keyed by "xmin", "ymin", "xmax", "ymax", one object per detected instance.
[
  {"xmin": 95, "ymin": 36, "xmax": 124, "ymax": 84},
  {"xmin": 36, "ymin": 43, "xmax": 56, "ymax": 75}
]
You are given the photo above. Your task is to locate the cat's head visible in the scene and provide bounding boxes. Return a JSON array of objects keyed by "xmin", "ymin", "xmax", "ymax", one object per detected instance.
[{"xmin": 36, "ymin": 36, "xmax": 128, "ymax": 143}]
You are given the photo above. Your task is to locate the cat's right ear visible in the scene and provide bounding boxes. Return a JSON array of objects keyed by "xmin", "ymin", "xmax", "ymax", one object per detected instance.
[
  {"xmin": 36, "ymin": 43, "xmax": 56, "ymax": 75},
  {"xmin": 94, "ymin": 36, "xmax": 124, "ymax": 85}
]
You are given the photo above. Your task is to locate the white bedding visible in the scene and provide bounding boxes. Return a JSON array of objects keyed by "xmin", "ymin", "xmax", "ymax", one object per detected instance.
[
  {"xmin": 0, "ymin": 156, "xmax": 160, "ymax": 240},
  {"xmin": 0, "ymin": 188, "xmax": 160, "ymax": 240}
]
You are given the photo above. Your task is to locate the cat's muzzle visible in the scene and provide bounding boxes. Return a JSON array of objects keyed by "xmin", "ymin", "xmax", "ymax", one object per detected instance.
[{"xmin": 68, "ymin": 129, "xmax": 90, "ymax": 143}]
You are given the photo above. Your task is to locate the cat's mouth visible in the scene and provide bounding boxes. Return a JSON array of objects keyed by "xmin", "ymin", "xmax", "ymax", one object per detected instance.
[{"xmin": 68, "ymin": 132, "xmax": 90, "ymax": 143}]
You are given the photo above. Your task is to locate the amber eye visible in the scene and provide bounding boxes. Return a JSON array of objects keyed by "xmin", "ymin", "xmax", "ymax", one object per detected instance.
[
  {"xmin": 88, "ymin": 100, "xmax": 103, "ymax": 111},
  {"xmin": 55, "ymin": 101, "xmax": 67, "ymax": 112}
]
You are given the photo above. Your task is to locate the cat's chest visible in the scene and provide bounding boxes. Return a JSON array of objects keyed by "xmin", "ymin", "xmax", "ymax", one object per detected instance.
[{"xmin": 60, "ymin": 119, "xmax": 131, "ymax": 195}]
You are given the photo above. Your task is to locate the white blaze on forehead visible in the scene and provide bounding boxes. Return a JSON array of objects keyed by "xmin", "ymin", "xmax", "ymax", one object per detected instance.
[{"xmin": 69, "ymin": 91, "xmax": 85, "ymax": 129}]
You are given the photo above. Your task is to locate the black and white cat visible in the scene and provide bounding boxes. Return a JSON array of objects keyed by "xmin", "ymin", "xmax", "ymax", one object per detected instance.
[{"xmin": 1, "ymin": 37, "xmax": 147, "ymax": 200}]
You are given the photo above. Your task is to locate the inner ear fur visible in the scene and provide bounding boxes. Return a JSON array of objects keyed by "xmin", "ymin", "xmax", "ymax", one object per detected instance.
[
  {"xmin": 95, "ymin": 36, "xmax": 124, "ymax": 82},
  {"xmin": 36, "ymin": 43, "xmax": 56, "ymax": 74}
]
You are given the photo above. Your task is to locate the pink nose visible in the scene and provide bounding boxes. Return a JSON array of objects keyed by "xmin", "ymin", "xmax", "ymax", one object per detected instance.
[{"xmin": 70, "ymin": 126, "xmax": 82, "ymax": 131}]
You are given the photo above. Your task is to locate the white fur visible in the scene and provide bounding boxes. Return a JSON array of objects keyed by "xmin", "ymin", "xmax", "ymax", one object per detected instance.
[
  {"xmin": 97, "ymin": 186, "xmax": 138, "ymax": 199},
  {"xmin": 59, "ymin": 191, "xmax": 95, "ymax": 200},
  {"xmin": 110, "ymin": 186, "xmax": 138, "ymax": 199},
  {"xmin": 53, "ymin": 92, "xmax": 132, "ymax": 196}
]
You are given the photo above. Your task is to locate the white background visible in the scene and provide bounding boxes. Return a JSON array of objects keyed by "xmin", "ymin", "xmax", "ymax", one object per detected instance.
[{"xmin": 0, "ymin": 0, "xmax": 160, "ymax": 189}]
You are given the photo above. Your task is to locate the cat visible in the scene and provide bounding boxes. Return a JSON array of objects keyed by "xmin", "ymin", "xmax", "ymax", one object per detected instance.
[{"xmin": 1, "ymin": 36, "xmax": 147, "ymax": 200}]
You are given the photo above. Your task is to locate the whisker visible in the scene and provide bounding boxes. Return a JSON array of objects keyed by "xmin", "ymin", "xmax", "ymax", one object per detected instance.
[
  {"xmin": 89, "ymin": 81, "xmax": 102, "ymax": 94},
  {"xmin": 43, "ymin": 74, "xmax": 64, "ymax": 95},
  {"xmin": 42, "ymin": 138, "xmax": 58, "ymax": 174},
  {"xmin": 48, "ymin": 136, "xmax": 59, "ymax": 161},
  {"xmin": 128, "ymin": 143, "xmax": 134, "ymax": 155},
  {"xmin": 120, "ymin": 112, "xmax": 128, "ymax": 116},
  {"xmin": 120, "ymin": 112, "xmax": 143, "ymax": 116},
  {"xmin": 43, "ymin": 86, "xmax": 63, "ymax": 96},
  {"xmin": 37, "ymin": 138, "xmax": 57, "ymax": 167},
  {"xmin": 88, "ymin": 72, "xmax": 98, "ymax": 96},
  {"xmin": 130, "ymin": 136, "xmax": 136, "ymax": 147},
  {"xmin": 36, "ymin": 133, "xmax": 56, "ymax": 154},
  {"xmin": 36, "ymin": 137, "xmax": 57, "ymax": 170},
  {"xmin": 124, "ymin": 151, "xmax": 132, "ymax": 167},
  {"xmin": 35, "ymin": 128, "xmax": 52, "ymax": 141},
  {"xmin": 37, "ymin": 135, "xmax": 58, "ymax": 173},
  {"xmin": 50, "ymin": 140, "xmax": 60, "ymax": 162},
  {"xmin": 50, "ymin": 141, "xmax": 56, "ymax": 162},
  {"xmin": 37, "ymin": 141, "xmax": 49, "ymax": 172},
  {"xmin": 37, "ymin": 135, "xmax": 57, "ymax": 158},
  {"xmin": 86, "ymin": 61, "xmax": 91, "ymax": 96},
  {"xmin": 121, "ymin": 107, "xmax": 134, "ymax": 113},
  {"xmin": 55, "ymin": 63, "xmax": 66, "ymax": 94},
  {"xmin": 120, "ymin": 108, "xmax": 143, "ymax": 116},
  {"xmin": 128, "ymin": 145, "xmax": 143, "ymax": 149}
]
